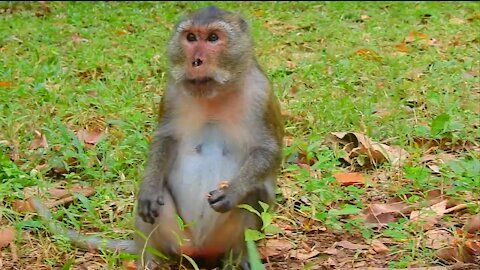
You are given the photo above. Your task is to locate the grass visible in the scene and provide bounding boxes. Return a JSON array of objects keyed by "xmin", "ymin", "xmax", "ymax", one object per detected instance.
[{"xmin": 0, "ymin": 1, "xmax": 479, "ymax": 269}]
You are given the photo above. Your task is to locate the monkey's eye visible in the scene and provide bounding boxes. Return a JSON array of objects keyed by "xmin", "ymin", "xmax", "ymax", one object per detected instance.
[
  {"xmin": 207, "ymin": 33, "xmax": 219, "ymax": 42},
  {"xmin": 186, "ymin": 33, "xmax": 197, "ymax": 42}
]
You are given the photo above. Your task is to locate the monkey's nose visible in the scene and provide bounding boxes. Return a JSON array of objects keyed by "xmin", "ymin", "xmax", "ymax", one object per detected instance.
[{"xmin": 192, "ymin": 58, "xmax": 203, "ymax": 67}]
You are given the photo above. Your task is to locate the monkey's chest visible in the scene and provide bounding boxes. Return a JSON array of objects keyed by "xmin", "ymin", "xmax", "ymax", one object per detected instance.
[{"xmin": 168, "ymin": 123, "xmax": 246, "ymax": 243}]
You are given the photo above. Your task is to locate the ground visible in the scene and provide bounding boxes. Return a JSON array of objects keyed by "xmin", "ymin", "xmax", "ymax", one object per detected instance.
[{"xmin": 0, "ymin": 1, "xmax": 479, "ymax": 270}]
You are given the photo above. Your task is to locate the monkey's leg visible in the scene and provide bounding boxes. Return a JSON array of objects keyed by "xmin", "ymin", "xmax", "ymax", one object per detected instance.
[
  {"xmin": 135, "ymin": 189, "xmax": 185, "ymax": 269},
  {"xmin": 223, "ymin": 184, "xmax": 274, "ymax": 270}
]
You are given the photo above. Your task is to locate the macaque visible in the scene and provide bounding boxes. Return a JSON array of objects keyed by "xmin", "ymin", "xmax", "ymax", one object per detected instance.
[{"xmin": 31, "ymin": 6, "xmax": 283, "ymax": 270}]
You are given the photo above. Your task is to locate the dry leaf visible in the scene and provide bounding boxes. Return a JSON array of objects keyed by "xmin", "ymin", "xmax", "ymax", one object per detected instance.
[
  {"xmin": 410, "ymin": 200, "xmax": 447, "ymax": 230},
  {"xmin": 12, "ymin": 200, "xmax": 34, "ymax": 212},
  {"xmin": 405, "ymin": 31, "xmax": 427, "ymax": 43},
  {"xmin": 360, "ymin": 14, "xmax": 370, "ymax": 20},
  {"xmin": 449, "ymin": 17, "xmax": 465, "ymax": 25},
  {"xmin": 395, "ymin": 42, "xmax": 411, "ymax": 53},
  {"xmin": 258, "ymin": 239, "xmax": 293, "ymax": 258},
  {"xmin": 289, "ymin": 248, "xmax": 320, "ymax": 260},
  {"xmin": 425, "ymin": 229, "xmax": 454, "ymax": 249},
  {"xmin": 72, "ymin": 33, "xmax": 89, "ymax": 44},
  {"xmin": 23, "ymin": 184, "xmax": 96, "ymax": 209},
  {"xmin": 371, "ymin": 240, "xmax": 389, "ymax": 254},
  {"xmin": 334, "ymin": 172, "xmax": 365, "ymax": 186},
  {"xmin": 464, "ymin": 240, "xmax": 480, "ymax": 255},
  {"xmin": 436, "ymin": 246, "xmax": 476, "ymax": 263},
  {"xmin": 30, "ymin": 130, "xmax": 48, "ymax": 149},
  {"xmin": 283, "ymin": 136, "xmax": 294, "ymax": 147},
  {"xmin": 326, "ymin": 132, "xmax": 409, "ymax": 168},
  {"xmin": 76, "ymin": 128, "xmax": 103, "ymax": 145},
  {"xmin": 363, "ymin": 202, "xmax": 411, "ymax": 226},
  {"xmin": 0, "ymin": 81, "xmax": 12, "ymax": 88},
  {"xmin": 0, "ymin": 227, "xmax": 15, "ymax": 248},
  {"xmin": 122, "ymin": 260, "xmax": 137, "ymax": 270},
  {"xmin": 355, "ymin": 48, "xmax": 382, "ymax": 60},
  {"xmin": 464, "ymin": 214, "xmax": 480, "ymax": 234},
  {"xmin": 322, "ymin": 246, "xmax": 339, "ymax": 255},
  {"xmin": 335, "ymin": 240, "xmax": 369, "ymax": 250}
]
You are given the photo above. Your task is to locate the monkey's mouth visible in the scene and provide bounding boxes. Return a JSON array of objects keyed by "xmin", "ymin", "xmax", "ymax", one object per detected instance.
[{"xmin": 187, "ymin": 77, "xmax": 214, "ymax": 85}]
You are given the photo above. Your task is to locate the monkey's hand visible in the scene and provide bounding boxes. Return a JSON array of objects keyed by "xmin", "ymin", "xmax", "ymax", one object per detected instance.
[
  {"xmin": 207, "ymin": 182, "xmax": 239, "ymax": 213},
  {"xmin": 138, "ymin": 186, "xmax": 165, "ymax": 224}
]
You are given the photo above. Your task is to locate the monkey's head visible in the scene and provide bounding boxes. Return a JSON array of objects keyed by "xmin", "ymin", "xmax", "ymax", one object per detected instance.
[{"xmin": 167, "ymin": 6, "xmax": 254, "ymax": 98}]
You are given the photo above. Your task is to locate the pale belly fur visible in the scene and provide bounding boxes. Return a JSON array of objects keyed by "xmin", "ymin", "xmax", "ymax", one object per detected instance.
[{"xmin": 168, "ymin": 123, "xmax": 246, "ymax": 247}]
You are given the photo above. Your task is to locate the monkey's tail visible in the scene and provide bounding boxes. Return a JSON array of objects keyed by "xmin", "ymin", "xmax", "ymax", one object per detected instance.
[{"xmin": 30, "ymin": 197, "xmax": 138, "ymax": 254}]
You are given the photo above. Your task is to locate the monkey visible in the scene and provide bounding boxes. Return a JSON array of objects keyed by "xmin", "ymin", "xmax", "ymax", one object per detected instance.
[{"xmin": 31, "ymin": 6, "xmax": 284, "ymax": 270}]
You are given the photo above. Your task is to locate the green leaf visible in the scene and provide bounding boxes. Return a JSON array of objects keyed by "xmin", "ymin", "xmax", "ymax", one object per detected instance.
[
  {"xmin": 244, "ymin": 229, "xmax": 265, "ymax": 241},
  {"xmin": 264, "ymin": 224, "xmax": 283, "ymax": 234},
  {"xmin": 182, "ymin": 254, "xmax": 200, "ymax": 270},
  {"xmin": 175, "ymin": 215, "xmax": 185, "ymax": 230},
  {"xmin": 74, "ymin": 193, "xmax": 96, "ymax": 217},
  {"xmin": 258, "ymin": 201, "xmax": 270, "ymax": 212},
  {"xmin": 328, "ymin": 204, "xmax": 361, "ymax": 216},
  {"xmin": 60, "ymin": 258, "xmax": 75, "ymax": 270},
  {"xmin": 260, "ymin": 212, "xmax": 273, "ymax": 230},
  {"xmin": 238, "ymin": 204, "xmax": 260, "ymax": 217},
  {"xmin": 431, "ymin": 113, "xmax": 450, "ymax": 136},
  {"xmin": 246, "ymin": 238, "xmax": 265, "ymax": 270},
  {"xmin": 145, "ymin": 246, "xmax": 169, "ymax": 260}
]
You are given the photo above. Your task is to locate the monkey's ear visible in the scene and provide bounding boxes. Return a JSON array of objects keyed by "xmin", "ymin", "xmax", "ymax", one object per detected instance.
[{"xmin": 236, "ymin": 15, "xmax": 250, "ymax": 33}]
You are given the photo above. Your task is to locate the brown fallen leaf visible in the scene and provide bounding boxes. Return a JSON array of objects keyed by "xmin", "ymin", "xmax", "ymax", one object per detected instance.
[
  {"xmin": 322, "ymin": 246, "xmax": 338, "ymax": 255},
  {"xmin": 335, "ymin": 240, "xmax": 369, "ymax": 250},
  {"xmin": 464, "ymin": 214, "xmax": 480, "ymax": 234},
  {"xmin": 464, "ymin": 240, "xmax": 480, "ymax": 255},
  {"xmin": 360, "ymin": 14, "xmax": 370, "ymax": 20},
  {"xmin": 0, "ymin": 81, "xmax": 12, "ymax": 88},
  {"xmin": 12, "ymin": 200, "xmax": 34, "ymax": 212},
  {"xmin": 405, "ymin": 31, "xmax": 427, "ymax": 43},
  {"xmin": 9, "ymin": 241, "xmax": 18, "ymax": 262},
  {"xmin": 326, "ymin": 132, "xmax": 409, "ymax": 168},
  {"xmin": 410, "ymin": 200, "xmax": 447, "ymax": 230},
  {"xmin": 122, "ymin": 260, "xmax": 137, "ymax": 270},
  {"xmin": 425, "ymin": 229, "xmax": 454, "ymax": 250},
  {"xmin": 395, "ymin": 42, "xmax": 411, "ymax": 53},
  {"xmin": 283, "ymin": 136, "xmax": 294, "ymax": 147},
  {"xmin": 72, "ymin": 33, "xmax": 89, "ymax": 44},
  {"xmin": 362, "ymin": 201, "xmax": 411, "ymax": 226},
  {"xmin": 413, "ymin": 137, "xmax": 478, "ymax": 153},
  {"xmin": 289, "ymin": 248, "xmax": 320, "ymax": 260},
  {"xmin": 258, "ymin": 238, "xmax": 293, "ymax": 258},
  {"xmin": 0, "ymin": 227, "xmax": 15, "ymax": 248},
  {"xmin": 334, "ymin": 172, "xmax": 365, "ymax": 186},
  {"xmin": 22, "ymin": 184, "xmax": 96, "ymax": 209},
  {"xmin": 30, "ymin": 130, "xmax": 48, "ymax": 149},
  {"xmin": 371, "ymin": 239, "xmax": 389, "ymax": 254},
  {"xmin": 436, "ymin": 246, "xmax": 476, "ymax": 263},
  {"xmin": 355, "ymin": 48, "xmax": 382, "ymax": 60},
  {"xmin": 449, "ymin": 17, "xmax": 465, "ymax": 25},
  {"xmin": 76, "ymin": 128, "xmax": 103, "ymax": 145}
]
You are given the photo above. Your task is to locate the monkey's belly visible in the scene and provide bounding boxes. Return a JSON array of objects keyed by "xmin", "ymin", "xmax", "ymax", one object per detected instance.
[{"xmin": 168, "ymin": 125, "xmax": 245, "ymax": 248}]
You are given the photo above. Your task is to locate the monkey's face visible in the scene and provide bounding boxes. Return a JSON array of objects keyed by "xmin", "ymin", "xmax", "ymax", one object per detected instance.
[{"xmin": 169, "ymin": 23, "xmax": 234, "ymax": 98}]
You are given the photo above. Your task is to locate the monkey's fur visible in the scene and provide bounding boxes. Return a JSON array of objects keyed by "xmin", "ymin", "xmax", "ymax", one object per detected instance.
[{"xmin": 32, "ymin": 6, "xmax": 283, "ymax": 270}]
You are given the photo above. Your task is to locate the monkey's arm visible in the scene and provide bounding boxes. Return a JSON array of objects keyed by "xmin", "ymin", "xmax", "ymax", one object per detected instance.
[
  {"xmin": 30, "ymin": 197, "xmax": 137, "ymax": 253},
  {"xmin": 208, "ymin": 90, "xmax": 284, "ymax": 213},
  {"xmin": 137, "ymin": 129, "xmax": 177, "ymax": 224}
]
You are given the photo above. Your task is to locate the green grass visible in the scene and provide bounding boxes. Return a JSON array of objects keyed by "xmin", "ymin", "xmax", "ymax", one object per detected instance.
[{"xmin": 1, "ymin": 1, "xmax": 479, "ymax": 269}]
